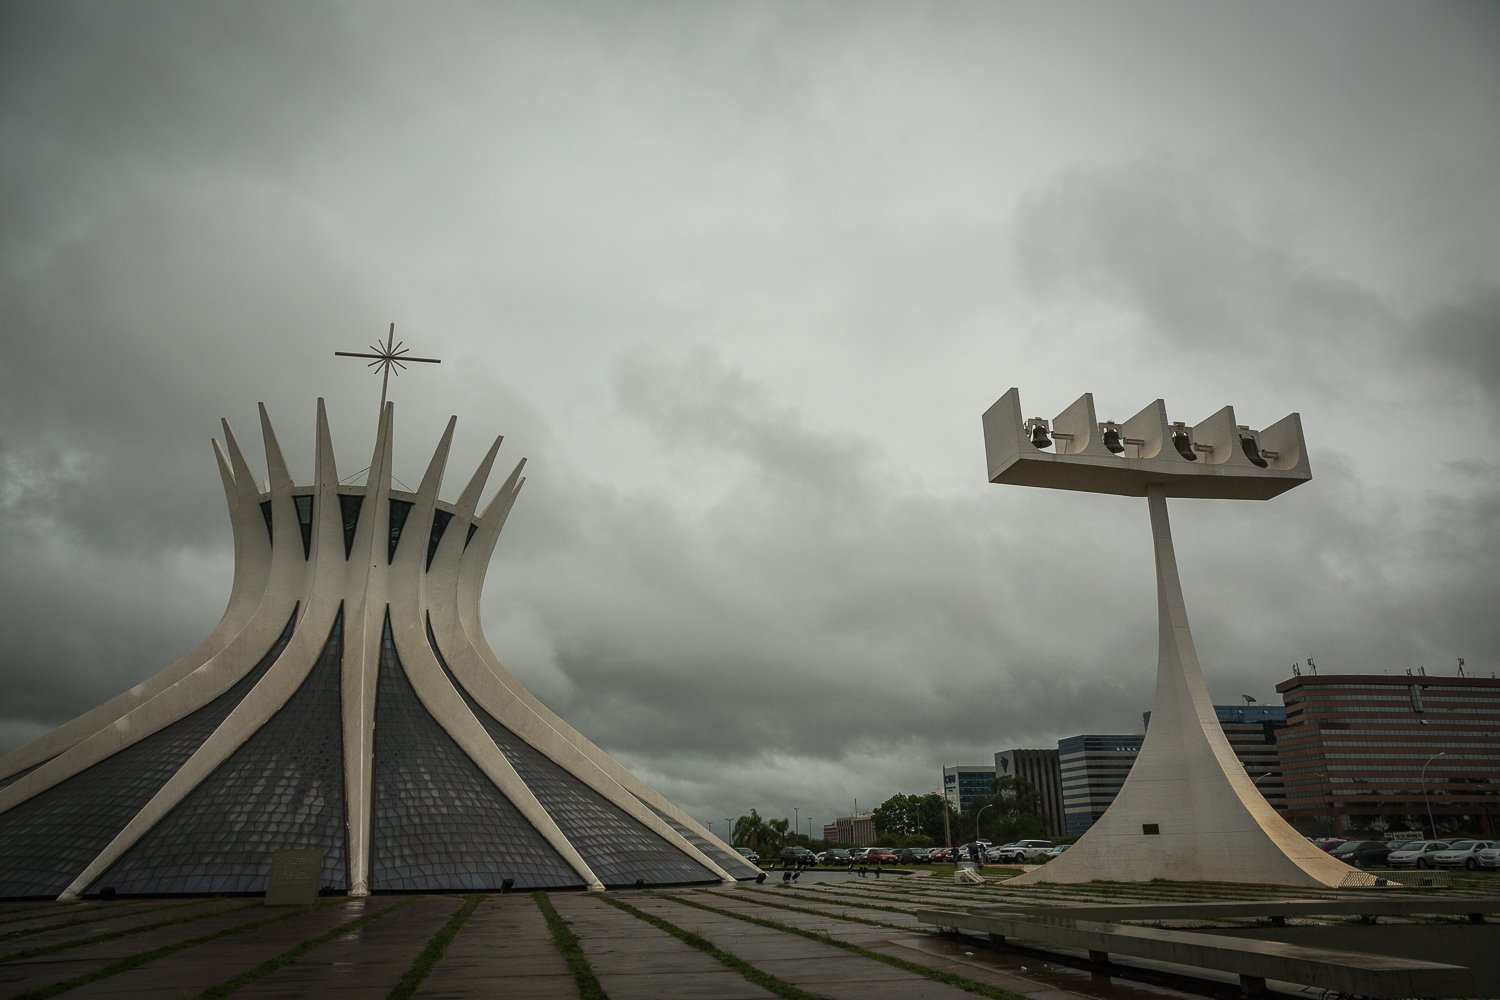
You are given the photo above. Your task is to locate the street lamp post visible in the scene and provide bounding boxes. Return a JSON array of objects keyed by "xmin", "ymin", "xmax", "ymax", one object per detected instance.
[
  {"xmin": 725, "ymin": 817, "xmax": 734, "ymax": 846},
  {"xmin": 938, "ymin": 786, "xmax": 953, "ymax": 860},
  {"xmin": 975, "ymin": 803, "xmax": 995, "ymax": 845},
  {"xmin": 1423, "ymin": 752, "xmax": 1447, "ymax": 840},
  {"xmin": 794, "ymin": 807, "xmax": 799, "ymax": 845}
]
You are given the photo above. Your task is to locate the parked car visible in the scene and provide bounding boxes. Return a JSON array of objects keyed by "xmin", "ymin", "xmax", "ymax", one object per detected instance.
[
  {"xmin": 1431, "ymin": 840, "xmax": 1494, "ymax": 870},
  {"xmin": 1476, "ymin": 846, "xmax": 1500, "ymax": 870},
  {"xmin": 991, "ymin": 840, "xmax": 1056, "ymax": 863},
  {"xmin": 779, "ymin": 847, "xmax": 817, "ymax": 867},
  {"xmin": 895, "ymin": 847, "xmax": 929, "ymax": 864},
  {"xmin": 1311, "ymin": 838, "xmax": 1347, "ymax": 853},
  {"xmin": 735, "ymin": 847, "xmax": 760, "ymax": 864},
  {"xmin": 863, "ymin": 848, "xmax": 900, "ymax": 865},
  {"xmin": 1387, "ymin": 841, "xmax": 1450, "ymax": 868},
  {"xmin": 1329, "ymin": 840, "xmax": 1392, "ymax": 869},
  {"xmin": 1041, "ymin": 844, "xmax": 1070, "ymax": 861},
  {"xmin": 948, "ymin": 842, "xmax": 984, "ymax": 863},
  {"xmin": 928, "ymin": 847, "xmax": 952, "ymax": 863},
  {"xmin": 818, "ymin": 849, "xmax": 851, "ymax": 866}
]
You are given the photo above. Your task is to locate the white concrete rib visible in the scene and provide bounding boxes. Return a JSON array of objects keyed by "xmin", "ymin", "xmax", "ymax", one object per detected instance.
[{"xmin": 340, "ymin": 401, "xmax": 394, "ymax": 897}]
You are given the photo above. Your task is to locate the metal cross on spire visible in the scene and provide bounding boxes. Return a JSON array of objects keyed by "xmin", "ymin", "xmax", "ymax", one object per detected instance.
[{"xmin": 335, "ymin": 322, "xmax": 441, "ymax": 414}]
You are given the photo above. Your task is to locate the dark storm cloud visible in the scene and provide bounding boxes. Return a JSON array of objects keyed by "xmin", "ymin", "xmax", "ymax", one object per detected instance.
[
  {"xmin": 473, "ymin": 347, "xmax": 1160, "ymax": 816},
  {"xmin": 1003, "ymin": 158, "xmax": 1500, "ymax": 691}
]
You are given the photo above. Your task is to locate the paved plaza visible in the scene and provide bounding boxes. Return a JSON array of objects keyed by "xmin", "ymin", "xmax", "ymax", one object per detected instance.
[{"xmin": 2, "ymin": 871, "xmax": 1496, "ymax": 999}]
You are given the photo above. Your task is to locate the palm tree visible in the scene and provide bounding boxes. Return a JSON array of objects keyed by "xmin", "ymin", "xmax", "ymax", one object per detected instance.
[
  {"xmin": 733, "ymin": 809, "xmax": 770, "ymax": 851},
  {"xmin": 767, "ymin": 816, "xmax": 790, "ymax": 849}
]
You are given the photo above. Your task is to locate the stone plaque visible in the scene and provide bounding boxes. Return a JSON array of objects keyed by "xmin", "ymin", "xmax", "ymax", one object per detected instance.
[{"xmin": 264, "ymin": 848, "xmax": 323, "ymax": 905}]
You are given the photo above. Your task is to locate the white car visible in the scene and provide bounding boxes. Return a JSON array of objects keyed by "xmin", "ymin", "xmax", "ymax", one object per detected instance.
[
  {"xmin": 1387, "ymin": 840, "xmax": 1450, "ymax": 868},
  {"xmin": 1476, "ymin": 846, "xmax": 1500, "ymax": 870},
  {"xmin": 1431, "ymin": 840, "xmax": 1493, "ymax": 870},
  {"xmin": 991, "ymin": 839, "xmax": 1056, "ymax": 863},
  {"xmin": 984, "ymin": 842, "xmax": 1016, "ymax": 862},
  {"xmin": 735, "ymin": 847, "xmax": 760, "ymax": 865}
]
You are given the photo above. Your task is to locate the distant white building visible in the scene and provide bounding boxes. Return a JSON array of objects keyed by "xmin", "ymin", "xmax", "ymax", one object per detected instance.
[{"xmin": 943, "ymin": 764, "xmax": 996, "ymax": 814}]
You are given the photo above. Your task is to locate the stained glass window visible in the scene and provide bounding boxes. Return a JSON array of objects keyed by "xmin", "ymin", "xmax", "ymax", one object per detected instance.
[
  {"xmin": 371, "ymin": 615, "xmax": 581, "ymax": 891},
  {"xmin": 427, "ymin": 622, "xmax": 717, "ymax": 886},
  {"xmin": 95, "ymin": 612, "xmax": 347, "ymax": 895}
]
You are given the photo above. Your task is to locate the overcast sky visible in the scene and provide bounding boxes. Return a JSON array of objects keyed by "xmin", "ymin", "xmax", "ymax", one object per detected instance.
[{"xmin": 2, "ymin": 1, "xmax": 1497, "ymax": 840}]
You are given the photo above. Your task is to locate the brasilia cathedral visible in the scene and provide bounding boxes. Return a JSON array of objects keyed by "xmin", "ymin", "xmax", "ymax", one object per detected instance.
[{"xmin": 0, "ymin": 398, "xmax": 757, "ymax": 898}]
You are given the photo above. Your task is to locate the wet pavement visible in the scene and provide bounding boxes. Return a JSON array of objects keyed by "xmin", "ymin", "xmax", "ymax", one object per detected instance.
[{"xmin": 2, "ymin": 873, "xmax": 1486, "ymax": 999}]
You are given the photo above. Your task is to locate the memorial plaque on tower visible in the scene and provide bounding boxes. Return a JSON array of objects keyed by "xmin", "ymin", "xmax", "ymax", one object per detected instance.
[{"xmin": 265, "ymin": 848, "xmax": 323, "ymax": 905}]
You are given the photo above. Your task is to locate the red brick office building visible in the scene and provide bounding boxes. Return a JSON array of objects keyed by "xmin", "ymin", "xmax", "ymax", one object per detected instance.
[{"xmin": 1276, "ymin": 673, "xmax": 1500, "ymax": 838}]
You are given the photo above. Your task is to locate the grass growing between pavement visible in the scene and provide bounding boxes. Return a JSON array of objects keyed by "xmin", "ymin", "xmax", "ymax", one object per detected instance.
[
  {"xmin": 598, "ymin": 894, "xmax": 822, "ymax": 1000},
  {"xmin": 8, "ymin": 900, "xmax": 345, "ymax": 1000},
  {"xmin": 666, "ymin": 894, "xmax": 1032, "ymax": 1000},
  {"xmin": 386, "ymin": 894, "xmax": 483, "ymax": 1000},
  {"xmin": 196, "ymin": 897, "xmax": 417, "ymax": 999},
  {"xmin": 0, "ymin": 900, "xmax": 258, "ymax": 963},
  {"xmin": 0, "ymin": 900, "xmax": 213, "ymax": 942},
  {"xmin": 535, "ymin": 892, "xmax": 608, "ymax": 1000}
]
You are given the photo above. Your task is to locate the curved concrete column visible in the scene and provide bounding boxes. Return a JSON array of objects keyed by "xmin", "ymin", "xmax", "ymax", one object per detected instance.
[
  {"xmin": 1012, "ymin": 486, "xmax": 1354, "ymax": 887},
  {"xmin": 339, "ymin": 402, "xmax": 396, "ymax": 896}
]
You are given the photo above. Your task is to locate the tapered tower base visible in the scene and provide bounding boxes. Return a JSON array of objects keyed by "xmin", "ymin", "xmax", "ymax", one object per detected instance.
[{"xmin": 1012, "ymin": 487, "xmax": 1352, "ymax": 887}]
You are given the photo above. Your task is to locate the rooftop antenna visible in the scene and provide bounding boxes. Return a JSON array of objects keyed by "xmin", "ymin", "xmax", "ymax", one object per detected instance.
[
  {"xmin": 1292, "ymin": 662, "xmax": 1301, "ymax": 677},
  {"xmin": 1457, "ymin": 657, "xmax": 1466, "ymax": 677},
  {"xmin": 1307, "ymin": 655, "xmax": 1317, "ymax": 675}
]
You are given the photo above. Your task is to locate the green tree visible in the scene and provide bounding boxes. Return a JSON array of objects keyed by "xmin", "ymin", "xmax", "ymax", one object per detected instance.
[
  {"xmin": 872, "ymin": 792, "xmax": 956, "ymax": 842},
  {"xmin": 767, "ymin": 816, "xmax": 790, "ymax": 848},
  {"xmin": 732, "ymin": 809, "xmax": 771, "ymax": 852},
  {"xmin": 969, "ymin": 776, "xmax": 1046, "ymax": 842}
]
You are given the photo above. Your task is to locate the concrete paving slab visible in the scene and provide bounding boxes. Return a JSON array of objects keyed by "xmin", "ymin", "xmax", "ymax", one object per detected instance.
[
  {"xmin": 0, "ymin": 903, "xmax": 275, "ymax": 997},
  {"xmin": 629, "ymin": 896, "xmax": 978, "ymax": 1000},
  {"xmin": 58, "ymin": 902, "xmax": 373, "ymax": 999},
  {"xmin": 0, "ymin": 900, "xmax": 195, "ymax": 936},
  {"xmin": 0, "ymin": 899, "xmax": 234, "ymax": 953},
  {"xmin": 230, "ymin": 895, "xmax": 461, "ymax": 996},
  {"xmin": 550, "ymin": 893, "xmax": 779, "ymax": 1000},
  {"xmin": 417, "ymin": 895, "xmax": 572, "ymax": 999}
]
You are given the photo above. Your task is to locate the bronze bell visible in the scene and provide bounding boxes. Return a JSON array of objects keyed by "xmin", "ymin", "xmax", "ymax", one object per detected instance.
[
  {"xmin": 1172, "ymin": 430, "xmax": 1198, "ymax": 461},
  {"xmin": 1029, "ymin": 422, "xmax": 1052, "ymax": 449},
  {"xmin": 1102, "ymin": 427, "xmax": 1125, "ymax": 454},
  {"xmin": 1240, "ymin": 434, "xmax": 1269, "ymax": 468}
]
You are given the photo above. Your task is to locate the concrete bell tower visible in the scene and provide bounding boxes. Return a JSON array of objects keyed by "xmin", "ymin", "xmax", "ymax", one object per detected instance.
[{"xmin": 983, "ymin": 388, "xmax": 1356, "ymax": 887}]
